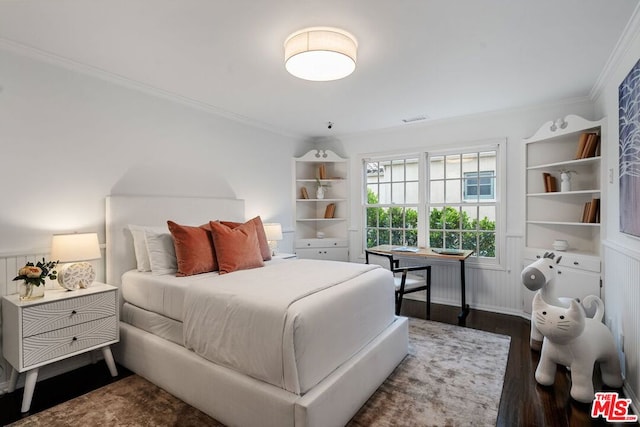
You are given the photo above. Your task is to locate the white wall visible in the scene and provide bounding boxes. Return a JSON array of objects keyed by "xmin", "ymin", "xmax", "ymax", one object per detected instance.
[
  {"xmin": 0, "ymin": 47, "xmax": 301, "ymax": 389},
  {"xmin": 0, "ymin": 48, "xmax": 299, "ymax": 255},
  {"xmin": 321, "ymin": 100, "xmax": 597, "ymax": 316},
  {"xmin": 593, "ymin": 14, "xmax": 640, "ymax": 412}
]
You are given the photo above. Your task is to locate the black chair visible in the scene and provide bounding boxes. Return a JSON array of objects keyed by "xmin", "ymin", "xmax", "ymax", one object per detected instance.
[{"xmin": 365, "ymin": 249, "xmax": 431, "ymax": 318}]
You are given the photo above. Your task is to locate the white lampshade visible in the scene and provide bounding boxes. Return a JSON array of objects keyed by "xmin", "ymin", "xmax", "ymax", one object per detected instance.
[
  {"xmin": 51, "ymin": 233, "xmax": 101, "ymax": 262},
  {"xmin": 263, "ymin": 223, "xmax": 283, "ymax": 241},
  {"xmin": 284, "ymin": 27, "xmax": 357, "ymax": 81}
]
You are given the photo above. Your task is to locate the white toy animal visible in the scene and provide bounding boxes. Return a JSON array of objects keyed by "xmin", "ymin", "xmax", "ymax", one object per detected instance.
[
  {"xmin": 522, "ymin": 252, "xmax": 579, "ymax": 350},
  {"xmin": 532, "ymin": 292, "xmax": 623, "ymax": 403}
]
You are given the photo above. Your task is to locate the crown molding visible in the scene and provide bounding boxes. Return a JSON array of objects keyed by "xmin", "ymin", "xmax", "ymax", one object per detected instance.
[
  {"xmin": 0, "ymin": 37, "xmax": 300, "ymax": 140},
  {"xmin": 590, "ymin": 3, "xmax": 640, "ymax": 100}
]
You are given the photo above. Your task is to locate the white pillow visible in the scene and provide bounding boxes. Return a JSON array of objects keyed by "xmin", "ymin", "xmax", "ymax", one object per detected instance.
[
  {"xmin": 128, "ymin": 225, "xmax": 153, "ymax": 272},
  {"xmin": 128, "ymin": 225, "xmax": 169, "ymax": 272},
  {"xmin": 144, "ymin": 228, "xmax": 177, "ymax": 276}
]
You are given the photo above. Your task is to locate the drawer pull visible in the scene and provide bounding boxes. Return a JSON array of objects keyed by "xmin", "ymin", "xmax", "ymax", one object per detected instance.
[
  {"xmin": 558, "ymin": 271, "xmax": 562, "ymax": 275},
  {"xmin": 71, "ymin": 310, "xmax": 77, "ymax": 315},
  {"xmin": 72, "ymin": 337, "xmax": 78, "ymax": 342},
  {"xmin": 573, "ymin": 261, "xmax": 579, "ymax": 265}
]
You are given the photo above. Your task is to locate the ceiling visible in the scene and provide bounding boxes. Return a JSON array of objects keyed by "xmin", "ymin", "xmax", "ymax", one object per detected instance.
[{"xmin": 0, "ymin": 0, "xmax": 638, "ymax": 138}]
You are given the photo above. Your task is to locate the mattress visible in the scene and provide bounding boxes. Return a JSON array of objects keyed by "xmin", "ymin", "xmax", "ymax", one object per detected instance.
[
  {"xmin": 121, "ymin": 258, "xmax": 289, "ymax": 321},
  {"xmin": 122, "ymin": 259, "xmax": 396, "ymax": 396}
]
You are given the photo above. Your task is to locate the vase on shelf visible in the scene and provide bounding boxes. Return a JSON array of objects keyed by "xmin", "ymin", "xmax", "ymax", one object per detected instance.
[
  {"xmin": 560, "ymin": 172, "xmax": 571, "ymax": 192},
  {"xmin": 19, "ymin": 282, "xmax": 45, "ymax": 301},
  {"xmin": 316, "ymin": 186, "xmax": 325, "ymax": 199}
]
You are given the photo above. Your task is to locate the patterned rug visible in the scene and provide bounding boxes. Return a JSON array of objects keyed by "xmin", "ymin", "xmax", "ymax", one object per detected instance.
[{"xmin": 10, "ymin": 319, "xmax": 510, "ymax": 427}]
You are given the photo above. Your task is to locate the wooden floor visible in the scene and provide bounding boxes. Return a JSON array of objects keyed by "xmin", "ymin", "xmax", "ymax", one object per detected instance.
[
  {"xmin": 401, "ymin": 299, "xmax": 635, "ymax": 427},
  {"xmin": 0, "ymin": 301, "xmax": 635, "ymax": 426}
]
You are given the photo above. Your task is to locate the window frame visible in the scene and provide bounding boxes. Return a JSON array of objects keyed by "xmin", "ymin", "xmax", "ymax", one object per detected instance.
[
  {"xmin": 363, "ymin": 155, "xmax": 422, "ymax": 249},
  {"xmin": 360, "ymin": 140, "xmax": 505, "ymax": 268}
]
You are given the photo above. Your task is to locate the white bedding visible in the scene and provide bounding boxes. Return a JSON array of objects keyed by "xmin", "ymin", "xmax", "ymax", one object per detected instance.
[
  {"xmin": 121, "ymin": 258, "xmax": 290, "ymax": 321},
  {"xmin": 183, "ymin": 259, "xmax": 395, "ymax": 395}
]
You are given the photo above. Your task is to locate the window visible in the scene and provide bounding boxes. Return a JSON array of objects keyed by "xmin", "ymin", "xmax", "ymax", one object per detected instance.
[
  {"xmin": 463, "ymin": 171, "xmax": 495, "ymax": 200},
  {"xmin": 364, "ymin": 157, "xmax": 419, "ymax": 248},
  {"xmin": 428, "ymin": 150, "xmax": 497, "ymax": 259},
  {"xmin": 362, "ymin": 146, "xmax": 501, "ymax": 263}
]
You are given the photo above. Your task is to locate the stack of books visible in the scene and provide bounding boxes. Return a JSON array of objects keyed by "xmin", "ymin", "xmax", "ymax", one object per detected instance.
[
  {"xmin": 581, "ymin": 198, "xmax": 600, "ymax": 223},
  {"xmin": 574, "ymin": 132, "xmax": 601, "ymax": 159}
]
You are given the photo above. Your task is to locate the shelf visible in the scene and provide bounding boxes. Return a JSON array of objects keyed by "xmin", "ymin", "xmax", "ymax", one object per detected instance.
[
  {"xmin": 527, "ymin": 156, "xmax": 600, "ymax": 171},
  {"xmin": 296, "ymin": 178, "xmax": 345, "ymax": 182},
  {"xmin": 527, "ymin": 220, "xmax": 600, "ymax": 227},
  {"xmin": 296, "ymin": 198, "xmax": 346, "ymax": 202},
  {"xmin": 296, "ymin": 218, "xmax": 346, "ymax": 222},
  {"xmin": 527, "ymin": 190, "xmax": 600, "ymax": 197}
]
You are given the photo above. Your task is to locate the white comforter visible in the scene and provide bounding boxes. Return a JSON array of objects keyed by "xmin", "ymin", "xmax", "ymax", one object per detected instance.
[{"xmin": 183, "ymin": 259, "xmax": 395, "ymax": 395}]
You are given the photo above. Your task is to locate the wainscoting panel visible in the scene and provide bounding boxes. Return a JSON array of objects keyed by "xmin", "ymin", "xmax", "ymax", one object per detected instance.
[{"xmin": 603, "ymin": 241, "xmax": 640, "ymax": 412}]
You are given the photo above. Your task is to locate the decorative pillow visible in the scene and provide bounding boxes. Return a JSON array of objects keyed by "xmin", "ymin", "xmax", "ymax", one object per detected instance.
[
  {"xmin": 221, "ymin": 216, "xmax": 272, "ymax": 261},
  {"xmin": 167, "ymin": 221, "xmax": 218, "ymax": 276},
  {"xmin": 128, "ymin": 225, "xmax": 165, "ymax": 272},
  {"xmin": 144, "ymin": 228, "xmax": 178, "ymax": 276},
  {"xmin": 208, "ymin": 220, "xmax": 264, "ymax": 274}
]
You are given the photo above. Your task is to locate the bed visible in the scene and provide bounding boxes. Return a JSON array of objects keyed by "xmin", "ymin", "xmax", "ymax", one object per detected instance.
[{"xmin": 105, "ymin": 195, "xmax": 408, "ymax": 427}]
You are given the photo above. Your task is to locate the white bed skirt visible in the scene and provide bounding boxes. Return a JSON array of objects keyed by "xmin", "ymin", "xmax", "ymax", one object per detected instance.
[{"xmin": 114, "ymin": 317, "xmax": 408, "ymax": 427}]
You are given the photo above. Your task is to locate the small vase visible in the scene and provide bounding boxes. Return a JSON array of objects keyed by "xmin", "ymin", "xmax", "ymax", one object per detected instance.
[
  {"xmin": 560, "ymin": 172, "xmax": 571, "ymax": 192},
  {"xmin": 19, "ymin": 282, "xmax": 45, "ymax": 301},
  {"xmin": 316, "ymin": 186, "xmax": 325, "ymax": 199}
]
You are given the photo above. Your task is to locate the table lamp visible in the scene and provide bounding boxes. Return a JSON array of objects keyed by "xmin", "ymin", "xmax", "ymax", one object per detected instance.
[
  {"xmin": 51, "ymin": 232, "xmax": 101, "ymax": 290},
  {"xmin": 263, "ymin": 223, "xmax": 283, "ymax": 256}
]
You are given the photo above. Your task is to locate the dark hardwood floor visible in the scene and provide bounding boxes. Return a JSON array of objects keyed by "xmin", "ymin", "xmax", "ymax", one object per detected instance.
[
  {"xmin": 0, "ymin": 301, "xmax": 635, "ymax": 426},
  {"xmin": 401, "ymin": 300, "xmax": 636, "ymax": 427}
]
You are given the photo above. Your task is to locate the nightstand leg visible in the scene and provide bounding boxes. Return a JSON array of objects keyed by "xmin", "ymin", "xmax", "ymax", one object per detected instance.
[
  {"xmin": 21, "ymin": 368, "xmax": 39, "ymax": 413},
  {"xmin": 8, "ymin": 366, "xmax": 18, "ymax": 393},
  {"xmin": 102, "ymin": 346, "xmax": 118, "ymax": 377}
]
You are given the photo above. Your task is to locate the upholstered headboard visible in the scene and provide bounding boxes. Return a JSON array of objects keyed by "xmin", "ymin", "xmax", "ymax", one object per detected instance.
[{"xmin": 105, "ymin": 195, "xmax": 245, "ymax": 287}]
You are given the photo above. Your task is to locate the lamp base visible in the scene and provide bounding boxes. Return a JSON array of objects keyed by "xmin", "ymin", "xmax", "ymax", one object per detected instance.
[{"xmin": 58, "ymin": 262, "xmax": 96, "ymax": 290}]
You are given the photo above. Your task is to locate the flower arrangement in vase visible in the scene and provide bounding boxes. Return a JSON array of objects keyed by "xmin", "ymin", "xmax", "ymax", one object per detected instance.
[{"xmin": 13, "ymin": 258, "xmax": 58, "ymax": 300}]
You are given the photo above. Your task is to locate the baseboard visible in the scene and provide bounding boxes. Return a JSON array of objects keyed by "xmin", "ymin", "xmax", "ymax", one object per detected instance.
[{"xmin": 403, "ymin": 294, "xmax": 525, "ymax": 319}]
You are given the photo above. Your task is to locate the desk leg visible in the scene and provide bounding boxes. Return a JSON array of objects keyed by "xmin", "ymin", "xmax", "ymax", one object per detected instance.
[
  {"xmin": 21, "ymin": 368, "xmax": 39, "ymax": 413},
  {"xmin": 457, "ymin": 259, "xmax": 470, "ymax": 325}
]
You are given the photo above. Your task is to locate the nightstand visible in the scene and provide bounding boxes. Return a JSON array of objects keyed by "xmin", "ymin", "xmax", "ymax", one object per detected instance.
[
  {"xmin": 2, "ymin": 282, "xmax": 119, "ymax": 412},
  {"xmin": 272, "ymin": 253, "xmax": 297, "ymax": 260}
]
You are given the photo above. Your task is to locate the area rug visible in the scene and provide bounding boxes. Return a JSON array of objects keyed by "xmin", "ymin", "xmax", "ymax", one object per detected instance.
[{"xmin": 9, "ymin": 319, "xmax": 510, "ymax": 427}]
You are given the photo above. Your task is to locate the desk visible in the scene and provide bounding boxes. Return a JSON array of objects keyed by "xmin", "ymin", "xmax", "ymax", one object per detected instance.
[{"xmin": 368, "ymin": 245, "xmax": 474, "ymax": 325}]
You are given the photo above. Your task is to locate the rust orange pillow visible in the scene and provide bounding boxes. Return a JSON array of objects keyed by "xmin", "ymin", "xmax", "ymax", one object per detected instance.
[
  {"xmin": 221, "ymin": 216, "xmax": 272, "ymax": 261},
  {"xmin": 208, "ymin": 220, "xmax": 264, "ymax": 274},
  {"xmin": 167, "ymin": 220, "xmax": 218, "ymax": 276}
]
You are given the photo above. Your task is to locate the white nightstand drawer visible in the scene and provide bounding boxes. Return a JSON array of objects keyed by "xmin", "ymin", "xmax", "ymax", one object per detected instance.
[
  {"xmin": 22, "ymin": 291, "xmax": 116, "ymax": 337},
  {"xmin": 23, "ymin": 315, "xmax": 117, "ymax": 368}
]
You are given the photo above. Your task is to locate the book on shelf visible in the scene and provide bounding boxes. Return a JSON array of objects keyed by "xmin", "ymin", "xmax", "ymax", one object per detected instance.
[
  {"xmin": 542, "ymin": 172, "xmax": 557, "ymax": 192},
  {"xmin": 574, "ymin": 132, "xmax": 590, "ymax": 159},
  {"xmin": 587, "ymin": 198, "xmax": 600, "ymax": 223},
  {"xmin": 576, "ymin": 133, "xmax": 600, "ymax": 159},
  {"xmin": 581, "ymin": 198, "xmax": 600, "ymax": 223},
  {"xmin": 300, "ymin": 186, "xmax": 309, "ymax": 199},
  {"xmin": 318, "ymin": 164, "xmax": 327, "ymax": 179},
  {"xmin": 324, "ymin": 203, "xmax": 336, "ymax": 218}
]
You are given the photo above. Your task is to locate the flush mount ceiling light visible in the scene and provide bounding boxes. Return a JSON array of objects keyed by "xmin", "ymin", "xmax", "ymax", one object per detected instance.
[{"xmin": 284, "ymin": 27, "xmax": 358, "ymax": 81}]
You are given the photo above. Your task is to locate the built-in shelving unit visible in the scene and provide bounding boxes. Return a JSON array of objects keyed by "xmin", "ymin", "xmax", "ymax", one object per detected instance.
[
  {"xmin": 521, "ymin": 114, "xmax": 605, "ymax": 313},
  {"xmin": 293, "ymin": 149, "xmax": 349, "ymax": 261}
]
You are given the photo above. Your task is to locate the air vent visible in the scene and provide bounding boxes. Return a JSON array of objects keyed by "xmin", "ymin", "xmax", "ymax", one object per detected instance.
[{"xmin": 402, "ymin": 115, "xmax": 429, "ymax": 123}]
